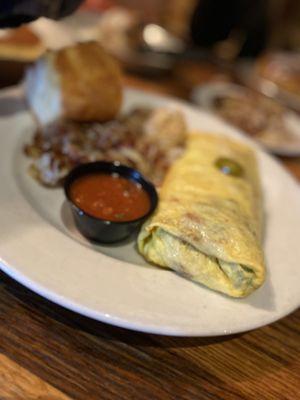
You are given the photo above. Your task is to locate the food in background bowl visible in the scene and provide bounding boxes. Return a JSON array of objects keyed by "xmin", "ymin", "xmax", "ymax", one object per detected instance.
[
  {"xmin": 214, "ymin": 89, "xmax": 286, "ymax": 138},
  {"xmin": 255, "ymin": 52, "xmax": 300, "ymax": 98},
  {"xmin": 192, "ymin": 82, "xmax": 300, "ymax": 156},
  {"xmin": 238, "ymin": 52, "xmax": 300, "ymax": 112}
]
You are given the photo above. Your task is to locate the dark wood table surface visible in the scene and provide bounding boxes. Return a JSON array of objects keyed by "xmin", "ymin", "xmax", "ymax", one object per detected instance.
[{"xmin": 0, "ymin": 70, "xmax": 299, "ymax": 400}]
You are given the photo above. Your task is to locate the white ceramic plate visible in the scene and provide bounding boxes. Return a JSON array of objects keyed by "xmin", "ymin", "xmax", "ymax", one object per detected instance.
[
  {"xmin": 0, "ymin": 86, "xmax": 300, "ymax": 337},
  {"xmin": 191, "ymin": 82, "xmax": 300, "ymax": 157}
]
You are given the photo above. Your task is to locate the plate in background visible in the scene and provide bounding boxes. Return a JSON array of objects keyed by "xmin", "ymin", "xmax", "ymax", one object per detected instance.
[
  {"xmin": 237, "ymin": 57, "xmax": 300, "ymax": 114},
  {"xmin": 191, "ymin": 82, "xmax": 300, "ymax": 157}
]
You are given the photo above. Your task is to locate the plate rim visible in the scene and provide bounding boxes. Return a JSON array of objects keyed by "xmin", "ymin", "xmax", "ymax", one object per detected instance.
[{"xmin": 1, "ymin": 258, "xmax": 300, "ymax": 337}]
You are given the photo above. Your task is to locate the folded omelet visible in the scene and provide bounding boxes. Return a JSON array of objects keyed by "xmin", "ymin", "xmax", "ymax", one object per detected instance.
[{"xmin": 138, "ymin": 133, "xmax": 265, "ymax": 297}]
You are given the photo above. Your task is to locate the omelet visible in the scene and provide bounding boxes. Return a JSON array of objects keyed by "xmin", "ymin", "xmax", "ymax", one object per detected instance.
[{"xmin": 138, "ymin": 133, "xmax": 265, "ymax": 297}]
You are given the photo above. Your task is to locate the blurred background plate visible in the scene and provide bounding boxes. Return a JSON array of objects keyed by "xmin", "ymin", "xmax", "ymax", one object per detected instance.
[
  {"xmin": 192, "ymin": 82, "xmax": 300, "ymax": 157},
  {"xmin": 238, "ymin": 55, "xmax": 300, "ymax": 114}
]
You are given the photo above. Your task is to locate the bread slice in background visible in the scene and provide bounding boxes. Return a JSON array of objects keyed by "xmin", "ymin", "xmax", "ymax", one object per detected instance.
[
  {"xmin": 25, "ymin": 41, "xmax": 123, "ymax": 126},
  {"xmin": 0, "ymin": 26, "xmax": 44, "ymax": 62}
]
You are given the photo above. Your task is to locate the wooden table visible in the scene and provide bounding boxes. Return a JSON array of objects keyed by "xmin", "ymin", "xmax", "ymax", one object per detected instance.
[{"xmin": 0, "ymin": 72, "xmax": 299, "ymax": 400}]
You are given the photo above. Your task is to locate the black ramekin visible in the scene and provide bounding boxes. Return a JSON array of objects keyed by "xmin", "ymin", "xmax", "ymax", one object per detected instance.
[{"xmin": 64, "ymin": 161, "xmax": 158, "ymax": 244}]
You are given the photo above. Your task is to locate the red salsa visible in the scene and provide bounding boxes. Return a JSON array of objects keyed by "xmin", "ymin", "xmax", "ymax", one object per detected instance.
[{"xmin": 70, "ymin": 173, "xmax": 151, "ymax": 222}]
